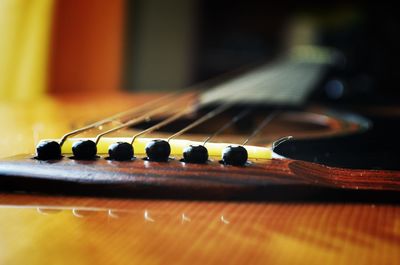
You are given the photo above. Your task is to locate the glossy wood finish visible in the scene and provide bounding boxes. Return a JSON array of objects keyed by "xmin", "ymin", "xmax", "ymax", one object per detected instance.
[
  {"xmin": 0, "ymin": 156, "xmax": 399, "ymax": 201},
  {"xmin": 0, "ymin": 194, "xmax": 399, "ymax": 265},
  {"xmin": 0, "ymin": 93, "xmax": 399, "ymax": 265}
]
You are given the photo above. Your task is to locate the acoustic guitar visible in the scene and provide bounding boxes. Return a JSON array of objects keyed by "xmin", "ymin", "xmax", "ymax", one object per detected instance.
[{"xmin": 0, "ymin": 47, "xmax": 399, "ymax": 265}]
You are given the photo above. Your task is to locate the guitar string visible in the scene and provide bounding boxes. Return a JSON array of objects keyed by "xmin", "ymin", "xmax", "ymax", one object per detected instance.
[
  {"xmin": 166, "ymin": 101, "xmax": 236, "ymax": 142},
  {"xmin": 164, "ymin": 62, "xmax": 289, "ymax": 144},
  {"xmin": 56, "ymin": 56, "xmax": 317, "ymax": 153},
  {"xmin": 128, "ymin": 62, "xmax": 288, "ymax": 145},
  {"xmin": 202, "ymin": 108, "xmax": 252, "ymax": 145},
  {"xmin": 58, "ymin": 92, "xmax": 182, "ymax": 146},
  {"xmin": 59, "ymin": 64, "xmax": 262, "ymax": 147},
  {"xmin": 201, "ymin": 62, "xmax": 288, "ymax": 147},
  {"xmin": 66, "ymin": 60, "xmax": 288, "ymax": 148},
  {"xmin": 129, "ymin": 106, "xmax": 194, "ymax": 144},
  {"xmin": 127, "ymin": 94, "xmax": 245, "ymax": 145},
  {"xmin": 130, "ymin": 84, "xmax": 249, "ymax": 143},
  {"xmin": 242, "ymin": 110, "xmax": 281, "ymax": 146},
  {"xmin": 93, "ymin": 93, "xmax": 195, "ymax": 144},
  {"xmin": 127, "ymin": 99, "xmax": 244, "ymax": 145}
]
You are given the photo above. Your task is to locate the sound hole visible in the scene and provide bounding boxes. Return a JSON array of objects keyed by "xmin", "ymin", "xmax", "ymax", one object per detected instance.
[{"xmin": 274, "ymin": 116, "xmax": 400, "ymax": 170}]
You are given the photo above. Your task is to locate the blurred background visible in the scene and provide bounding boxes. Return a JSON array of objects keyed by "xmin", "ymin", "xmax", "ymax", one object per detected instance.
[{"xmin": 0, "ymin": 0, "xmax": 399, "ymax": 104}]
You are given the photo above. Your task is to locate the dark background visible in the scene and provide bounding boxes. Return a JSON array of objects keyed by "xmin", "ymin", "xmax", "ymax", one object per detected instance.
[
  {"xmin": 124, "ymin": 1, "xmax": 400, "ymax": 105},
  {"xmin": 123, "ymin": 1, "xmax": 400, "ymax": 170}
]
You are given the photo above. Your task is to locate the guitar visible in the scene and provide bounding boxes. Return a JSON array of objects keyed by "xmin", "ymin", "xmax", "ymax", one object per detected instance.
[{"xmin": 0, "ymin": 49, "xmax": 399, "ymax": 264}]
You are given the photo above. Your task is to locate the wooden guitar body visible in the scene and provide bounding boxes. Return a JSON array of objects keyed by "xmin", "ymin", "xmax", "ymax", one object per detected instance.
[
  {"xmin": 0, "ymin": 155, "xmax": 399, "ymax": 202},
  {"xmin": 0, "ymin": 93, "xmax": 399, "ymax": 265}
]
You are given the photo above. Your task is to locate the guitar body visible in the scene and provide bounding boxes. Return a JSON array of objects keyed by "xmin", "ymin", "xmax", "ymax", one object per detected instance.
[{"xmin": 0, "ymin": 93, "xmax": 399, "ymax": 265}]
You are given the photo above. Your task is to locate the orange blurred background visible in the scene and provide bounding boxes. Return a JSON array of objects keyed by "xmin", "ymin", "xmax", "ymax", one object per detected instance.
[
  {"xmin": 49, "ymin": 0, "xmax": 124, "ymax": 94},
  {"xmin": 1, "ymin": 1, "xmax": 399, "ymax": 102},
  {"xmin": 0, "ymin": 0, "xmax": 124, "ymax": 100}
]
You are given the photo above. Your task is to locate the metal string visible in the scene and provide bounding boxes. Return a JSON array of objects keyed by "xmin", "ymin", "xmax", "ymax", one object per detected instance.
[
  {"xmin": 242, "ymin": 110, "xmax": 281, "ymax": 146},
  {"xmin": 130, "ymin": 93, "xmax": 249, "ymax": 145},
  {"xmin": 198, "ymin": 62, "xmax": 292, "ymax": 145},
  {"xmin": 202, "ymin": 108, "xmax": 252, "ymax": 145},
  {"xmin": 58, "ymin": 64, "xmax": 250, "ymax": 147},
  {"xmin": 129, "ymin": 106, "xmax": 193, "ymax": 144},
  {"xmin": 58, "ymin": 92, "xmax": 183, "ymax": 146},
  {"xmin": 93, "ymin": 93, "xmax": 195, "ymax": 144},
  {"xmin": 166, "ymin": 102, "xmax": 235, "ymax": 142},
  {"xmin": 67, "ymin": 60, "xmax": 293, "ymax": 148}
]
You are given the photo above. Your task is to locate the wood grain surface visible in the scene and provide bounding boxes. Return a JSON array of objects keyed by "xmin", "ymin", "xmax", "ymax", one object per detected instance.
[
  {"xmin": 0, "ymin": 156, "xmax": 399, "ymax": 201},
  {"xmin": 0, "ymin": 193, "xmax": 399, "ymax": 265},
  {"xmin": 0, "ymin": 93, "xmax": 399, "ymax": 265}
]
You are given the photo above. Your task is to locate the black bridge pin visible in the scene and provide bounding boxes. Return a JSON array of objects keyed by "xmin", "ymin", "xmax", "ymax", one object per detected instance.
[
  {"xmin": 108, "ymin": 142, "xmax": 134, "ymax": 161},
  {"xmin": 72, "ymin": 140, "xmax": 97, "ymax": 160},
  {"xmin": 145, "ymin": 140, "xmax": 171, "ymax": 162},
  {"xmin": 36, "ymin": 141, "xmax": 62, "ymax": 160},
  {"xmin": 183, "ymin": 145, "xmax": 209, "ymax": 164},
  {"xmin": 222, "ymin": 145, "xmax": 248, "ymax": 166}
]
